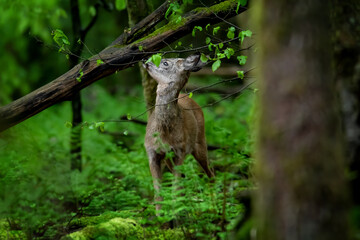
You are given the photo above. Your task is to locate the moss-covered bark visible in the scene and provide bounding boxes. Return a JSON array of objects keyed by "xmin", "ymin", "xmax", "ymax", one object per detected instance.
[{"xmin": 254, "ymin": 1, "xmax": 349, "ymax": 239}]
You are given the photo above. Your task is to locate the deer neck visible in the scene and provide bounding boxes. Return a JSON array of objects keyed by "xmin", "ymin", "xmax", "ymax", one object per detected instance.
[{"xmin": 154, "ymin": 84, "xmax": 182, "ymax": 130}]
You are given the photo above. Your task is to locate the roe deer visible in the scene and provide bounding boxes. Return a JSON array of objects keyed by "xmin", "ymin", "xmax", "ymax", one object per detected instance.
[{"xmin": 143, "ymin": 54, "xmax": 215, "ymax": 212}]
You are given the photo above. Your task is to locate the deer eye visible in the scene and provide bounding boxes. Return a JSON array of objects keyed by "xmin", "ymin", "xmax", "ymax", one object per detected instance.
[{"xmin": 163, "ymin": 61, "xmax": 168, "ymax": 66}]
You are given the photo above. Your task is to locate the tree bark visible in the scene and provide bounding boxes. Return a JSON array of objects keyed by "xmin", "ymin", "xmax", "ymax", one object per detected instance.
[
  {"xmin": 0, "ymin": 0, "xmax": 245, "ymax": 132},
  {"xmin": 68, "ymin": 0, "xmax": 99, "ymax": 171},
  {"xmin": 254, "ymin": 1, "xmax": 349, "ymax": 239},
  {"xmin": 69, "ymin": 0, "xmax": 84, "ymax": 172},
  {"xmin": 331, "ymin": 0, "xmax": 360, "ymax": 205}
]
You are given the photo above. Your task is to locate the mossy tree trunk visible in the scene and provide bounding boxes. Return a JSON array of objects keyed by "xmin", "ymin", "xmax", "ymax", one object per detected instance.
[
  {"xmin": 126, "ymin": 0, "xmax": 158, "ymax": 112},
  {"xmin": 254, "ymin": 1, "xmax": 349, "ymax": 239},
  {"xmin": 331, "ymin": 0, "xmax": 360, "ymax": 205}
]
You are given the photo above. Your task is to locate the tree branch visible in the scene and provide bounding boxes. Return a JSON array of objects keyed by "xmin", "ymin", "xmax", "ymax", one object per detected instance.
[{"xmin": 0, "ymin": 0, "xmax": 246, "ymax": 132}]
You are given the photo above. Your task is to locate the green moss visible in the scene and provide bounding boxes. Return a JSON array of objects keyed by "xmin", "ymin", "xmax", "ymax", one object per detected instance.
[
  {"xmin": 62, "ymin": 217, "xmax": 142, "ymax": 240},
  {"xmin": 62, "ymin": 216, "xmax": 185, "ymax": 240},
  {"xmin": 131, "ymin": 17, "xmax": 187, "ymax": 45},
  {"xmin": 193, "ymin": 0, "xmax": 237, "ymax": 14},
  {"xmin": 68, "ymin": 211, "xmax": 126, "ymax": 229},
  {"xmin": 0, "ymin": 219, "xmax": 26, "ymax": 240}
]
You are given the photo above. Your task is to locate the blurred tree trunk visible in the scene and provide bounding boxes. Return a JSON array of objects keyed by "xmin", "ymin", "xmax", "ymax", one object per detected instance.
[
  {"xmin": 254, "ymin": 1, "xmax": 349, "ymax": 239},
  {"xmin": 127, "ymin": 0, "xmax": 157, "ymax": 112},
  {"xmin": 69, "ymin": 0, "xmax": 83, "ymax": 172},
  {"xmin": 69, "ymin": 0, "xmax": 99, "ymax": 171},
  {"xmin": 331, "ymin": 0, "xmax": 360, "ymax": 205}
]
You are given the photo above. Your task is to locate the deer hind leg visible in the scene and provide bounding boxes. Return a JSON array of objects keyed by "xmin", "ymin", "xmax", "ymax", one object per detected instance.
[
  {"xmin": 147, "ymin": 149, "xmax": 164, "ymax": 214},
  {"xmin": 193, "ymin": 143, "xmax": 215, "ymax": 178},
  {"xmin": 164, "ymin": 153, "xmax": 184, "ymax": 178}
]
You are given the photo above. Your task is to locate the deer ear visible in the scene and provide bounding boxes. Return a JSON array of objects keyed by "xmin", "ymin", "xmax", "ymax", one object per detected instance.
[{"xmin": 183, "ymin": 54, "xmax": 207, "ymax": 72}]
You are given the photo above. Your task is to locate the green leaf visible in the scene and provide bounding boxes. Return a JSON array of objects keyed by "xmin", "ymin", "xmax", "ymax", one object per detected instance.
[
  {"xmin": 123, "ymin": 130, "xmax": 128, "ymax": 136},
  {"xmin": 177, "ymin": 41, "xmax": 182, "ymax": 46},
  {"xmin": 76, "ymin": 69, "xmax": 84, "ymax": 82},
  {"xmin": 206, "ymin": 23, "xmax": 211, "ymax": 31},
  {"xmin": 89, "ymin": 6, "xmax": 96, "ymax": 16},
  {"xmin": 95, "ymin": 122, "xmax": 105, "ymax": 132},
  {"xmin": 192, "ymin": 26, "xmax": 202, "ymax": 37},
  {"xmin": 188, "ymin": 92, "xmax": 193, "ymax": 98},
  {"xmin": 77, "ymin": 39, "xmax": 81, "ymax": 44},
  {"xmin": 212, "ymin": 59, "xmax": 221, "ymax": 72},
  {"xmin": 165, "ymin": 4, "xmax": 173, "ymax": 19},
  {"xmin": 237, "ymin": 70, "xmax": 244, "ymax": 79},
  {"xmin": 236, "ymin": 0, "xmax": 248, "ymax": 13},
  {"xmin": 145, "ymin": 57, "xmax": 152, "ymax": 64},
  {"xmin": 213, "ymin": 26, "xmax": 220, "ymax": 35},
  {"xmin": 219, "ymin": 42, "xmax": 224, "ymax": 49},
  {"xmin": 205, "ymin": 37, "xmax": 211, "ymax": 45},
  {"xmin": 175, "ymin": 15, "xmax": 182, "ymax": 23},
  {"xmin": 200, "ymin": 53, "xmax": 208, "ymax": 63},
  {"xmin": 127, "ymin": 113, "xmax": 132, "ymax": 120},
  {"xmin": 238, "ymin": 30, "xmax": 252, "ymax": 45},
  {"xmin": 165, "ymin": 2, "xmax": 181, "ymax": 19},
  {"xmin": 96, "ymin": 59, "xmax": 104, "ymax": 66},
  {"xmin": 138, "ymin": 45, "xmax": 143, "ymax": 51},
  {"xmin": 217, "ymin": 53, "xmax": 226, "ymax": 59},
  {"xmin": 224, "ymin": 48, "xmax": 235, "ymax": 59},
  {"xmin": 240, "ymin": 0, "xmax": 248, "ymax": 7},
  {"xmin": 62, "ymin": 38, "xmax": 70, "ymax": 45},
  {"xmin": 227, "ymin": 27, "xmax": 236, "ymax": 39},
  {"xmin": 52, "ymin": 29, "xmax": 70, "ymax": 48},
  {"xmin": 65, "ymin": 121, "xmax": 73, "ymax": 128},
  {"xmin": 115, "ymin": 0, "xmax": 126, "ymax": 11},
  {"xmin": 152, "ymin": 53, "xmax": 162, "ymax": 67},
  {"xmin": 237, "ymin": 55, "xmax": 247, "ymax": 65}
]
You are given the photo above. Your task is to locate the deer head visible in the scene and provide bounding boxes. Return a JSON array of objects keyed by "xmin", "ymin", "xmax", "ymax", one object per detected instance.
[{"xmin": 143, "ymin": 54, "xmax": 207, "ymax": 93}]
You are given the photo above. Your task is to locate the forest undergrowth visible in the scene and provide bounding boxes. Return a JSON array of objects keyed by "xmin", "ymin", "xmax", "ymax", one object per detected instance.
[{"xmin": 0, "ymin": 79, "xmax": 255, "ymax": 239}]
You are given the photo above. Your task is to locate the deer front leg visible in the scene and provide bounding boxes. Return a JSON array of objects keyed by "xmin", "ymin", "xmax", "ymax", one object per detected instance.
[
  {"xmin": 193, "ymin": 143, "xmax": 215, "ymax": 178},
  {"xmin": 147, "ymin": 149, "xmax": 163, "ymax": 214}
]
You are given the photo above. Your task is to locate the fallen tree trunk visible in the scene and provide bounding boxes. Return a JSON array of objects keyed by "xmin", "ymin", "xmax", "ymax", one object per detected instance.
[{"xmin": 0, "ymin": 0, "xmax": 246, "ymax": 132}]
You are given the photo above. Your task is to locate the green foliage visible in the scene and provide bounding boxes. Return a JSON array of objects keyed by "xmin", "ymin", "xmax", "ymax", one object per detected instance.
[
  {"xmin": 0, "ymin": 0, "xmax": 68, "ymax": 104},
  {"xmin": 115, "ymin": 0, "xmax": 127, "ymax": 11},
  {"xmin": 237, "ymin": 55, "xmax": 247, "ymax": 65},
  {"xmin": 236, "ymin": 0, "xmax": 248, "ymax": 13},
  {"xmin": 239, "ymin": 29, "xmax": 252, "ymax": 45},
  {"xmin": 97, "ymin": 59, "xmax": 105, "ymax": 66},
  {"xmin": 146, "ymin": 53, "xmax": 162, "ymax": 67},
  {"xmin": 213, "ymin": 26, "xmax": 221, "ymax": 35},
  {"xmin": 0, "ymin": 81, "xmax": 256, "ymax": 238},
  {"xmin": 77, "ymin": 68, "xmax": 84, "ymax": 82},
  {"xmin": 237, "ymin": 70, "xmax": 245, "ymax": 79},
  {"xmin": 227, "ymin": 26, "xmax": 236, "ymax": 39},
  {"xmin": 192, "ymin": 26, "xmax": 203, "ymax": 37},
  {"xmin": 200, "ymin": 53, "xmax": 208, "ymax": 63},
  {"xmin": 212, "ymin": 59, "xmax": 221, "ymax": 72}
]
